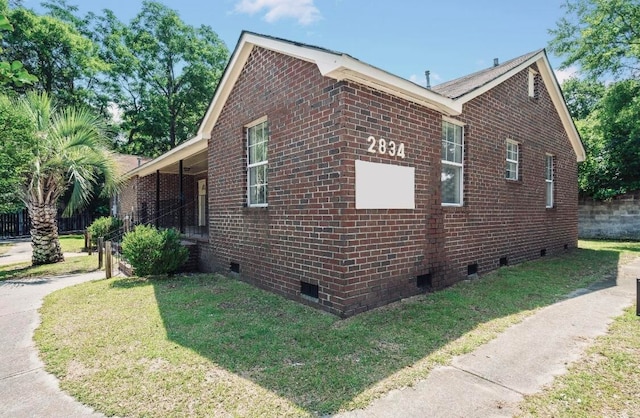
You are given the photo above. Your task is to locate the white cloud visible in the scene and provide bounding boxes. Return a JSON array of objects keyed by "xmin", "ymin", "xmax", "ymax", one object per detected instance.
[
  {"xmin": 554, "ymin": 66, "xmax": 579, "ymax": 84},
  {"xmin": 234, "ymin": 0, "xmax": 321, "ymax": 25}
]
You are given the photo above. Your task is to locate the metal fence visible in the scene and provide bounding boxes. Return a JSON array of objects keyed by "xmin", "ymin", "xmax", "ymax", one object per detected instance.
[{"xmin": 0, "ymin": 209, "xmax": 96, "ymax": 238}]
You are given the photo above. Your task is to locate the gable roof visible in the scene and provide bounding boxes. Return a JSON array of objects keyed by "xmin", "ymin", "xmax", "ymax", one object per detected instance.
[
  {"xmin": 433, "ymin": 50, "xmax": 543, "ymax": 99},
  {"xmin": 130, "ymin": 32, "xmax": 584, "ymax": 177}
]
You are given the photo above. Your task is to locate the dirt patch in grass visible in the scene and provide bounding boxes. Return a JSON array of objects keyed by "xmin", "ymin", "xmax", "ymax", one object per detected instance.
[{"xmin": 34, "ymin": 241, "xmax": 639, "ymax": 416}]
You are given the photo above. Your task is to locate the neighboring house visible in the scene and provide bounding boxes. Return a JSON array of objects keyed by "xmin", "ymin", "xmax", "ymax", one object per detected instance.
[
  {"xmin": 118, "ymin": 31, "xmax": 585, "ymax": 317},
  {"xmin": 111, "ymin": 153, "xmax": 151, "ymax": 219}
]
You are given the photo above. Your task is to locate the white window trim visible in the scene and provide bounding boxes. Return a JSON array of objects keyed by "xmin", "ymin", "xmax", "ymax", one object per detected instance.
[
  {"xmin": 246, "ymin": 117, "xmax": 269, "ymax": 207},
  {"xmin": 545, "ymin": 154, "xmax": 554, "ymax": 208},
  {"xmin": 441, "ymin": 118, "xmax": 465, "ymax": 207},
  {"xmin": 506, "ymin": 139, "xmax": 519, "ymax": 181}
]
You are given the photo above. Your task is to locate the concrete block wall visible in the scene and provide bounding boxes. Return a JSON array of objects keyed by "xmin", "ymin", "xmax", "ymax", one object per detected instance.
[{"xmin": 579, "ymin": 192, "xmax": 640, "ymax": 239}]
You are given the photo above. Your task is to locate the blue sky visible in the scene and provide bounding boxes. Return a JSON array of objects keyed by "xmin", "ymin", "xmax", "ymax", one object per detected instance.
[{"xmin": 26, "ymin": 0, "xmax": 578, "ymax": 85}]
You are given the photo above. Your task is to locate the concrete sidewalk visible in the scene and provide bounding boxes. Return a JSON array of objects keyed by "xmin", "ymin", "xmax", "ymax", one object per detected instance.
[
  {"xmin": 336, "ymin": 258, "xmax": 640, "ymax": 418},
  {"xmin": 0, "ymin": 238, "xmax": 88, "ymax": 266},
  {"xmin": 0, "ymin": 238, "xmax": 105, "ymax": 418}
]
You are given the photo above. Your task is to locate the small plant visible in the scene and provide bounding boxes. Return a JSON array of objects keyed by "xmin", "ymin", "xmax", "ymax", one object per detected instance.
[
  {"xmin": 87, "ymin": 216, "xmax": 123, "ymax": 245},
  {"xmin": 121, "ymin": 225, "xmax": 188, "ymax": 276}
]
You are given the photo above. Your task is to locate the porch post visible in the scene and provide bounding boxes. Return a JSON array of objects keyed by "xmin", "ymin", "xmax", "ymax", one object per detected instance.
[
  {"xmin": 155, "ymin": 169, "xmax": 160, "ymax": 228},
  {"xmin": 179, "ymin": 160, "xmax": 184, "ymax": 234}
]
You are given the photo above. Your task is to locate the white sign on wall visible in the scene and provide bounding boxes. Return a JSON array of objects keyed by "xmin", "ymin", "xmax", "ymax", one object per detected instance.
[{"xmin": 355, "ymin": 160, "xmax": 415, "ymax": 209}]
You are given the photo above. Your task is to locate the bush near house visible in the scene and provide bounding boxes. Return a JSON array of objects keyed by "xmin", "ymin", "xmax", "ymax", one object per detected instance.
[
  {"xmin": 87, "ymin": 216, "xmax": 123, "ymax": 245},
  {"xmin": 121, "ymin": 225, "xmax": 188, "ymax": 276}
]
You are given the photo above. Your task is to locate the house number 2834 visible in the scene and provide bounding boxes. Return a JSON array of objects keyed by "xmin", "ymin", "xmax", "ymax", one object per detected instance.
[{"xmin": 367, "ymin": 136, "xmax": 406, "ymax": 158}]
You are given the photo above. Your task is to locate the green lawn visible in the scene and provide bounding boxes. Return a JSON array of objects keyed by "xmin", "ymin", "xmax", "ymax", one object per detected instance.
[
  {"xmin": 0, "ymin": 254, "xmax": 98, "ymax": 281},
  {"xmin": 60, "ymin": 234, "xmax": 86, "ymax": 253},
  {"xmin": 33, "ymin": 240, "xmax": 640, "ymax": 417}
]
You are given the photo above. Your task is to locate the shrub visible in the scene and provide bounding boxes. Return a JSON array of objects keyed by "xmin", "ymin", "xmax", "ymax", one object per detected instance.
[
  {"xmin": 121, "ymin": 225, "xmax": 188, "ymax": 276},
  {"xmin": 87, "ymin": 216, "xmax": 123, "ymax": 245}
]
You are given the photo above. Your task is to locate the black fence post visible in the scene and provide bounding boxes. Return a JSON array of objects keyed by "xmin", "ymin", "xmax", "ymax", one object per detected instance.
[{"xmin": 636, "ymin": 279, "xmax": 639, "ymax": 317}]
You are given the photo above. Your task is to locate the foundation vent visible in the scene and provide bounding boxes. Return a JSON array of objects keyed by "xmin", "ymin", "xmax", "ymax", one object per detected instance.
[
  {"xmin": 230, "ymin": 262, "xmax": 240, "ymax": 273},
  {"xmin": 416, "ymin": 273, "xmax": 432, "ymax": 289},
  {"xmin": 300, "ymin": 281, "xmax": 319, "ymax": 300}
]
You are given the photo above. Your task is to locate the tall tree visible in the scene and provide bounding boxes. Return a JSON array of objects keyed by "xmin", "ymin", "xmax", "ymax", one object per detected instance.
[
  {"xmin": 0, "ymin": 94, "xmax": 34, "ymax": 212},
  {"xmin": 16, "ymin": 92, "xmax": 120, "ymax": 265},
  {"xmin": 96, "ymin": 1, "xmax": 228, "ymax": 157},
  {"xmin": 0, "ymin": 3, "xmax": 106, "ymax": 108},
  {"xmin": 0, "ymin": 5, "xmax": 36, "ymax": 89},
  {"xmin": 561, "ymin": 77, "xmax": 606, "ymax": 119},
  {"xmin": 550, "ymin": 0, "xmax": 640, "ymax": 79}
]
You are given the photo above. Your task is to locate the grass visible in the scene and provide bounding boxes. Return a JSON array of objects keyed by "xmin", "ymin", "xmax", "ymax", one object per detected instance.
[
  {"xmin": 0, "ymin": 234, "xmax": 91, "ymax": 281},
  {"xmin": 518, "ymin": 305, "xmax": 640, "ymax": 417},
  {"xmin": 516, "ymin": 240, "xmax": 640, "ymax": 417},
  {"xmin": 0, "ymin": 254, "xmax": 98, "ymax": 281},
  {"xmin": 33, "ymin": 241, "xmax": 640, "ymax": 417},
  {"xmin": 59, "ymin": 234, "xmax": 85, "ymax": 253}
]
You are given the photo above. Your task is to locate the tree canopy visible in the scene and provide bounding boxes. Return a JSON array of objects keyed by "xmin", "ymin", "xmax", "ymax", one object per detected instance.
[
  {"xmin": 101, "ymin": 1, "xmax": 228, "ymax": 157},
  {"xmin": 550, "ymin": 0, "xmax": 640, "ymax": 80},
  {"xmin": 1, "ymin": 3, "xmax": 105, "ymax": 108},
  {"xmin": 552, "ymin": 0, "xmax": 640, "ymax": 199},
  {"xmin": 0, "ymin": 94, "xmax": 35, "ymax": 212},
  {"xmin": 1, "ymin": 0, "xmax": 229, "ymax": 159},
  {"xmin": 0, "ymin": 6, "xmax": 36, "ymax": 89}
]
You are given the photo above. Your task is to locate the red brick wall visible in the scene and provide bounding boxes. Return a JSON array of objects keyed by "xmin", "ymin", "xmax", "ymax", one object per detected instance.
[
  {"xmin": 135, "ymin": 172, "xmax": 200, "ymax": 228},
  {"xmin": 337, "ymin": 82, "xmax": 445, "ymax": 316},
  {"xmin": 440, "ymin": 64, "xmax": 579, "ymax": 281},
  {"xmin": 202, "ymin": 46, "xmax": 347, "ymax": 314},
  {"xmin": 201, "ymin": 49, "xmax": 578, "ymax": 317}
]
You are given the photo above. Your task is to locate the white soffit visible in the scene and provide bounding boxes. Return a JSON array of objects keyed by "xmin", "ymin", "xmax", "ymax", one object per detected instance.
[{"xmin": 128, "ymin": 133, "xmax": 209, "ymax": 177}]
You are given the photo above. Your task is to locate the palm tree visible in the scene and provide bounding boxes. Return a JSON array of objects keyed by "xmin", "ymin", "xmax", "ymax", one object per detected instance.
[{"xmin": 17, "ymin": 92, "xmax": 119, "ymax": 265}]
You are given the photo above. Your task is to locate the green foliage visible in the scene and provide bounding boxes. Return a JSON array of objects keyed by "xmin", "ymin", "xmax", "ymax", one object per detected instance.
[
  {"xmin": 87, "ymin": 216, "xmax": 123, "ymax": 244},
  {"xmin": 0, "ymin": 93, "xmax": 34, "ymax": 212},
  {"xmin": 92, "ymin": 1, "xmax": 229, "ymax": 157},
  {"xmin": 573, "ymin": 79, "xmax": 640, "ymax": 199},
  {"xmin": 0, "ymin": 12, "xmax": 36, "ymax": 88},
  {"xmin": 121, "ymin": 225, "xmax": 188, "ymax": 276},
  {"xmin": 561, "ymin": 77, "xmax": 606, "ymax": 119},
  {"xmin": 16, "ymin": 91, "xmax": 121, "ymax": 215},
  {"xmin": 1, "ymin": 4, "xmax": 105, "ymax": 108},
  {"xmin": 550, "ymin": 0, "xmax": 640, "ymax": 80}
]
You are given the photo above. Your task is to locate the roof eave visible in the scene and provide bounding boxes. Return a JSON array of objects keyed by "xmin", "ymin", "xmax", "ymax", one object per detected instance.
[
  {"xmin": 196, "ymin": 32, "xmax": 462, "ymax": 141},
  {"xmin": 127, "ymin": 132, "xmax": 210, "ymax": 178},
  {"xmin": 453, "ymin": 51, "xmax": 585, "ymax": 162}
]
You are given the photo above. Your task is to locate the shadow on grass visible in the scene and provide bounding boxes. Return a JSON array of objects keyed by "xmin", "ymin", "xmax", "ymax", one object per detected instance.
[{"xmin": 142, "ymin": 247, "xmax": 623, "ymax": 414}]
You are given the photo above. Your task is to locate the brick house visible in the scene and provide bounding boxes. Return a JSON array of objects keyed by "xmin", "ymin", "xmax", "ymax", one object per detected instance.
[{"xmin": 118, "ymin": 32, "xmax": 585, "ymax": 317}]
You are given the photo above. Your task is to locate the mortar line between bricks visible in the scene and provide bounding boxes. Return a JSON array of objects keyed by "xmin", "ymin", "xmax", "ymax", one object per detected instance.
[{"xmin": 450, "ymin": 365, "xmax": 525, "ymax": 396}]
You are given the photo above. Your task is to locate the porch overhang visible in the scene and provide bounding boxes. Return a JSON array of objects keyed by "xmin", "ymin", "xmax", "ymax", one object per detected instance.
[{"xmin": 127, "ymin": 133, "xmax": 210, "ymax": 178}]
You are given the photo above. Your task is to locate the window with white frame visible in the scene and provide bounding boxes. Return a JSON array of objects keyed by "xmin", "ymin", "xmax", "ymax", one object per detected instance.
[
  {"xmin": 441, "ymin": 120, "xmax": 464, "ymax": 205},
  {"xmin": 505, "ymin": 140, "xmax": 519, "ymax": 180},
  {"xmin": 545, "ymin": 154, "xmax": 554, "ymax": 208},
  {"xmin": 247, "ymin": 119, "xmax": 268, "ymax": 206}
]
